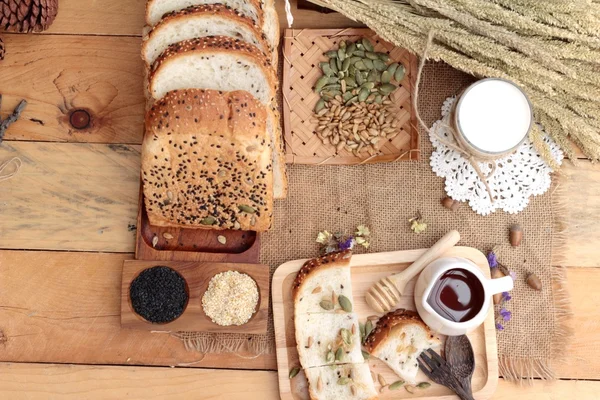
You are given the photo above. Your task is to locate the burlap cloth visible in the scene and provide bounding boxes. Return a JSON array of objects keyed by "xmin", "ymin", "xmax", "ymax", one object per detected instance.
[{"xmin": 176, "ymin": 62, "xmax": 570, "ymax": 381}]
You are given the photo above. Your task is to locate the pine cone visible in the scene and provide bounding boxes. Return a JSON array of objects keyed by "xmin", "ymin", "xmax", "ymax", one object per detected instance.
[
  {"xmin": 0, "ymin": 0, "xmax": 59, "ymax": 33},
  {"xmin": 0, "ymin": 36, "xmax": 4, "ymax": 61}
]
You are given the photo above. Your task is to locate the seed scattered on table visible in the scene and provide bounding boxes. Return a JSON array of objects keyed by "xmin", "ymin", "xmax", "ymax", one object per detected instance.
[{"xmin": 202, "ymin": 271, "xmax": 259, "ymax": 326}]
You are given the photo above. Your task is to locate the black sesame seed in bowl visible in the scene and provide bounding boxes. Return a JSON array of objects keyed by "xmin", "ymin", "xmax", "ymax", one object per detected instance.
[{"xmin": 129, "ymin": 266, "xmax": 189, "ymax": 324}]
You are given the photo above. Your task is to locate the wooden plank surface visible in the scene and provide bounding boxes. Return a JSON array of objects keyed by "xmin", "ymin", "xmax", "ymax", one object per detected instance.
[
  {"xmin": 0, "ymin": 142, "xmax": 139, "ymax": 252},
  {"xmin": 0, "ymin": 363, "xmax": 597, "ymax": 400},
  {"xmin": 0, "ymin": 250, "xmax": 276, "ymax": 370},
  {"xmin": 561, "ymin": 162, "xmax": 600, "ymax": 267},
  {"xmin": 0, "ymin": 249, "xmax": 597, "ymax": 379},
  {"xmin": 0, "ymin": 363, "xmax": 280, "ymax": 400},
  {"xmin": 0, "ymin": 34, "xmax": 144, "ymax": 144}
]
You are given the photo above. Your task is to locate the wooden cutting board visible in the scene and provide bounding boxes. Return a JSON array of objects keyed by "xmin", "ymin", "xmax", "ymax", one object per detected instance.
[{"xmin": 272, "ymin": 246, "xmax": 498, "ymax": 399}]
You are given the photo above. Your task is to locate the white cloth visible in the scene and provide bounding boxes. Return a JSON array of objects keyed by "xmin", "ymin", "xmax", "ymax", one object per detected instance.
[{"xmin": 429, "ymin": 97, "xmax": 563, "ymax": 215}]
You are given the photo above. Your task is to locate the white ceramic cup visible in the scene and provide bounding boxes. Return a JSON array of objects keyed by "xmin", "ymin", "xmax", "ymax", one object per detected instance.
[{"xmin": 414, "ymin": 257, "xmax": 513, "ymax": 336}]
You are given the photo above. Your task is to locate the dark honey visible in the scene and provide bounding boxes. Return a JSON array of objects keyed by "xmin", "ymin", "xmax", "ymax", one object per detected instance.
[{"xmin": 426, "ymin": 268, "xmax": 484, "ymax": 323}]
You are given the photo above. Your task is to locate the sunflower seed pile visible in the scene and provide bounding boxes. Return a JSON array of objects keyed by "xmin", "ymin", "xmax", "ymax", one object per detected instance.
[
  {"xmin": 312, "ymin": 38, "xmax": 406, "ymax": 155},
  {"xmin": 313, "ymin": 97, "xmax": 401, "ymax": 156}
]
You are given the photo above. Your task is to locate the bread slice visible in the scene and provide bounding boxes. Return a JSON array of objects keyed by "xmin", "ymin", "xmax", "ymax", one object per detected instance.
[
  {"xmin": 295, "ymin": 313, "xmax": 364, "ymax": 368},
  {"xmin": 142, "ymin": 4, "xmax": 274, "ymax": 66},
  {"xmin": 150, "ymin": 36, "xmax": 276, "ymax": 108},
  {"xmin": 261, "ymin": 2, "xmax": 280, "ymax": 59},
  {"xmin": 142, "ymin": 89, "xmax": 273, "ymax": 232},
  {"xmin": 266, "ymin": 108, "xmax": 287, "ymax": 199},
  {"xmin": 303, "ymin": 363, "xmax": 378, "ymax": 400},
  {"xmin": 145, "ymin": 0, "xmax": 278, "ymax": 59},
  {"xmin": 364, "ymin": 309, "xmax": 441, "ymax": 384},
  {"xmin": 293, "ymin": 250, "xmax": 354, "ymax": 315},
  {"xmin": 146, "ymin": 0, "xmax": 262, "ymax": 27},
  {"xmin": 150, "ymin": 36, "xmax": 286, "ymax": 199}
]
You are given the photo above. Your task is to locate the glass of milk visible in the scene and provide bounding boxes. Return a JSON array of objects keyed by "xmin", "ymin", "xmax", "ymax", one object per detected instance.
[{"xmin": 452, "ymin": 78, "xmax": 533, "ymax": 158}]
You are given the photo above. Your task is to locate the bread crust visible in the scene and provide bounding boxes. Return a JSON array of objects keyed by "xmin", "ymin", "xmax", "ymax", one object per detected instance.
[
  {"xmin": 145, "ymin": 0, "xmax": 264, "ymax": 27},
  {"xmin": 292, "ymin": 250, "xmax": 352, "ymax": 301},
  {"xmin": 149, "ymin": 35, "xmax": 277, "ymax": 103},
  {"xmin": 363, "ymin": 309, "xmax": 436, "ymax": 354},
  {"xmin": 142, "ymin": 4, "xmax": 272, "ymax": 66},
  {"xmin": 142, "ymin": 88, "xmax": 273, "ymax": 231}
]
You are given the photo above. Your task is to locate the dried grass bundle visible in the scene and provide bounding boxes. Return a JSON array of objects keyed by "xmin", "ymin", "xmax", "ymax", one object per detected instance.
[{"xmin": 308, "ymin": 0, "xmax": 600, "ymax": 162}]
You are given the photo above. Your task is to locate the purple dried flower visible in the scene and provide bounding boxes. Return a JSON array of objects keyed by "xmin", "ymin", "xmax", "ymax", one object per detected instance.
[
  {"xmin": 509, "ymin": 271, "xmax": 517, "ymax": 281},
  {"xmin": 487, "ymin": 251, "xmax": 498, "ymax": 268},
  {"xmin": 338, "ymin": 237, "xmax": 355, "ymax": 251},
  {"xmin": 502, "ymin": 292, "xmax": 512, "ymax": 301},
  {"xmin": 500, "ymin": 308, "xmax": 512, "ymax": 321},
  {"xmin": 495, "ymin": 323, "xmax": 504, "ymax": 331}
]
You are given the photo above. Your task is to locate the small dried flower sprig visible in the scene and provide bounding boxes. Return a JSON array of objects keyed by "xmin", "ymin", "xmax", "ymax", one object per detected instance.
[
  {"xmin": 409, "ymin": 211, "xmax": 427, "ymax": 234},
  {"xmin": 316, "ymin": 225, "xmax": 371, "ymax": 255},
  {"xmin": 487, "ymin": 250, "xmax": 514, "ymax": 331}
]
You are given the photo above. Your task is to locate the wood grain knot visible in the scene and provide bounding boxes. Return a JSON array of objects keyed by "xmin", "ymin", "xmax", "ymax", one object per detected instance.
[{"xmin": 69, "ymin": 109, "xmax": 91, "ymax": 130}]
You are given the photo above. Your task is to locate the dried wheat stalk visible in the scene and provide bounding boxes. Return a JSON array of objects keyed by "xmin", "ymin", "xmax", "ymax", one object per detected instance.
[{"xmin": 308, "ymin": 0, "xmax": 600, "ymax": 162}]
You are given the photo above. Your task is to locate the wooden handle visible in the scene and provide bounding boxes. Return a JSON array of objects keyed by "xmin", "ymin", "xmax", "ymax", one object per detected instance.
[{"xmin": 390, "ymin": 230, "xmax": 461, "ymax": 294}]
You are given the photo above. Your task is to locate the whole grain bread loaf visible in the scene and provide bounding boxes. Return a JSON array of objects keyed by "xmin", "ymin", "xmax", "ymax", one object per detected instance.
[
  {"xmin": 142, "ymin": 89, "xmax": 273, "ymax": 232},
  {"xmin": 149, "ymin": 36, "xmax": 286, "ymax": 198},
  {"xmin": 142, "ymin": 4, "xmax": 274, "ymax": 66}
]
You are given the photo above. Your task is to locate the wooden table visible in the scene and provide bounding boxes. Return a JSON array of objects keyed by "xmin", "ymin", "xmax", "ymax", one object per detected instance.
[{"xmin": 0, "ymin": 1, "xmax": 598, "ymax": 398}]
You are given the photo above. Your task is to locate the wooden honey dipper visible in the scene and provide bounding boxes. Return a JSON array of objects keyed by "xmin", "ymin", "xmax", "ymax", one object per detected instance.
[{"xmin": 365, "ymin": 230, "xmax": 461, "ymax": 313}]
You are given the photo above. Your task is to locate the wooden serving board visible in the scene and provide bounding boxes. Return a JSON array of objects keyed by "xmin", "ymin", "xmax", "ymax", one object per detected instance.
[
  {"xmin": 135, "ymin": 187, "xmax": 261, "ymax": 263},
  {"xmin": 273, "ymin": 246, "xmax": 498, "ymax": 399},
  {"xmin": 282, "ymin": 28, "xmax": 420, "ymax": 165},
  {"xmin": 121, "ymin": 260, "xmax": 269, "ymax": 334}
]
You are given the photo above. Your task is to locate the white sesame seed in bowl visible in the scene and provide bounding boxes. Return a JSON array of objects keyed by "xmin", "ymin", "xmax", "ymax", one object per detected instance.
[{"xmin": 201, "ymin": 270, "xmax": 259, "ymax": 326}]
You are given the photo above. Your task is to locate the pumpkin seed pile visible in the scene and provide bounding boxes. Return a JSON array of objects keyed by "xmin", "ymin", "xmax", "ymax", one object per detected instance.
[{"xmin": 312, "ymin": 38, "xmax": 406, "ymax": 156}]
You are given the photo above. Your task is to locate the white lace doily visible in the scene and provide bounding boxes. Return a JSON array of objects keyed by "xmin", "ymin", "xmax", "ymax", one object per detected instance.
[{"xmin": 430, "ymin": 97, "xmax": 563, "ymax": 215}]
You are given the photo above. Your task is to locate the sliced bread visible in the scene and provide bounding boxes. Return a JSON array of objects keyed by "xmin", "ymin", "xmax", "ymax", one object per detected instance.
[
  {"xmin": 142, "ymin": 89, "xmax": 273, "ymax": 232},
  {"xmin": 145, "ymin": 0, "xmax": 278, "ymax": 58},
  {"xmin": 146, "ymin": 0, "xmax": 262, "ymax": 27},
  {"xmin": 364, "ymin": 309, "xmax": 441, "ymax": 384},
  {"xmin": 150, "ymin": 36, "xmax": 286, "ymax": 198},
  {"xmin": 142, "ymin": 4, "xmax": 274, "ymax": 66},
  {"xmin": 295, "ymin": 313, "xmax": 364, "ymax": 368},
  {"xmin": 293, "ymin": 250, "xmax": 354, "ymax": 315},
  {"xmin": 303, "ymin": 363, "xmax": 378, "ymax": 400},
  {"xmin": 150, "ymin": 36, "xmax": 276, "ymax": 106}
]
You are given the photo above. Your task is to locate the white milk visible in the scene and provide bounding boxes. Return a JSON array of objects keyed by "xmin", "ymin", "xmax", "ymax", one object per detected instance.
[{"xmin": 456, "ymin": 79, "xmax": 532, "ymax": 154}]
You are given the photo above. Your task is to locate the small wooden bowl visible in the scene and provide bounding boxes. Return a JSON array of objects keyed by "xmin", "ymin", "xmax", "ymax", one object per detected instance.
[{"xmin": 121, "ymin": 260, "xmax": 270, "ymax": 334}]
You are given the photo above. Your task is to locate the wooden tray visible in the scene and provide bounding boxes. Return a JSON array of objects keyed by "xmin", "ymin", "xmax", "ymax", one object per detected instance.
[
  {"xmin": 282, "ymin": 28, "xmax": 420, "ymax": 165},
  {"xmin": 272, "ymin": 246, "xmax": 498, "ymax": 399},
  {"xmin": 121, "ymin": 260, "xmax": 269, "ymax": 334},
  {"xmin": 135, "ymin": 187, "xmax": 261, "ymax": 263}
]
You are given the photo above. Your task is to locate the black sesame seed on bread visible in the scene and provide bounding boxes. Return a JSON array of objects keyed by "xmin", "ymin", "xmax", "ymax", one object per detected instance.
[{"xmin": 142, "ymin": 88, "xmax": 273, "ymax": 232}]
